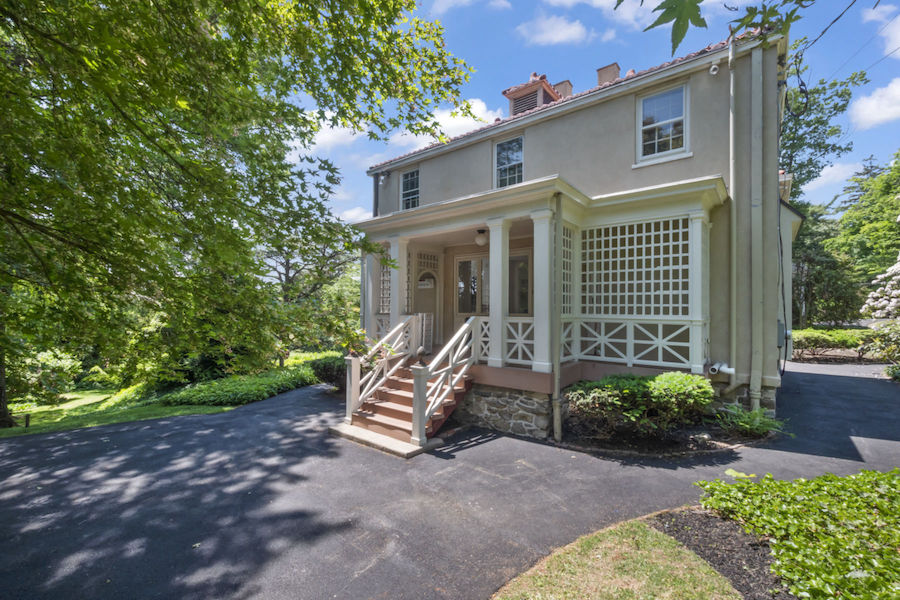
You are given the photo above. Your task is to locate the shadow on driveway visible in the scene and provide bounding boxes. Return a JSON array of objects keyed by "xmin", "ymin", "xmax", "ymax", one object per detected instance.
[
  {"xmin": 0, "ymin": 386, "xmax": 348, "ymax": 599},
  {"xmin": 768, "ymin": 362, "xmax": 899, "ymax": 463},
  {"xmin": 0, "ymin": 366, "xmax": 897, "ymax": 600}
]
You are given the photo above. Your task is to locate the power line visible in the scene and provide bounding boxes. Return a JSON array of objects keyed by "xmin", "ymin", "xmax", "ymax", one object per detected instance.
[
  {"xmin": 862, "ymin": 43, "xmax": 900, "ymax": 71},
  {"xmin": 826, "ymin": 10, "xmax": 900, "ymax": 80}
]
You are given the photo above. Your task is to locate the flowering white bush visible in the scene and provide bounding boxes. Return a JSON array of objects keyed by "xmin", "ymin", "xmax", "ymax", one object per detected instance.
[{"xmin": 861, "ymin": 258, "xmax": 900, "ymax": 319}]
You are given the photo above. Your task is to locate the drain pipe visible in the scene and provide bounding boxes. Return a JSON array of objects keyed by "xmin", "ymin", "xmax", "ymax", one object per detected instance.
[
  {"xmin": 727, "ymin": 31, "xmax": 739, "ymax": 396},
  {"xmin": 551, "ymin": 192, "xmax": 564, "ymax": 442},
  {"xmin": 748, "ymin": 46, "xmax": 764, "ymax": 410}
]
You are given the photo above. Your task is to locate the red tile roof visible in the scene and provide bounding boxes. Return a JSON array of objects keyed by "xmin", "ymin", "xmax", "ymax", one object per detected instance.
[{"xmin": 369, "ymin": 36, "xmax": 747, "ymax": 172}]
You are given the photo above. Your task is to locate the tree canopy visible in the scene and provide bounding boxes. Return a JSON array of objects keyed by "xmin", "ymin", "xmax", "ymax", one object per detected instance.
[{"xmin": 0, "ymin": 0, "xmax": 473, "ymax": 424}]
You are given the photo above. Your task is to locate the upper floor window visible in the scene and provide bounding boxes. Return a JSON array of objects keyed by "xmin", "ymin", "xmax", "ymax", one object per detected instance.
[
  {"xmin": 401, "ymin": 170, "xmax": 419, "ymax": 210},
  {"xmin": 496, "ymin": 137, "xmax": 523, "ymax": 188},
  {"xmin": 638, "ymin": 86, "xmax": 686, "ymax": 160}
]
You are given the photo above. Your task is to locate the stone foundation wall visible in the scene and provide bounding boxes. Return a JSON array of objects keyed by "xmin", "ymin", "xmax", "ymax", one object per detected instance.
[{"xmin": 456, "ymin": 384, "xmax": 553, "ymax": 439}]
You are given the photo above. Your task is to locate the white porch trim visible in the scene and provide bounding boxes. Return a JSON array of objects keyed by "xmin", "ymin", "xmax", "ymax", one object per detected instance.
[
  {"xmin": 486, "ymin": 217, "xmax": 510, "ymax": 368},
  {"xmin": 530, "ymin": 209, "xmax": 553, "ymax": 373}
]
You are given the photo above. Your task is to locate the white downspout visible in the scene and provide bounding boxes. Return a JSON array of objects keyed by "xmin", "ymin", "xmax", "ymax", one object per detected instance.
[
  {"xmin": 749, "ymin": 47, "xmax": 764, "ymax": 410},
  {"xmin": 727, "ymin": 33, "xmax": 739, "ymax": 394},
  {"xmin": 551, "ymin": 192, "xmax": 563, "ymax": 442}
]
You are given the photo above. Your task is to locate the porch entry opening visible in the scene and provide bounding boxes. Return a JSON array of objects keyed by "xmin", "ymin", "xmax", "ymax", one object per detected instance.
[{"xmin": 454, "ymin": 253, "xmax": 531, "ymax": 330}]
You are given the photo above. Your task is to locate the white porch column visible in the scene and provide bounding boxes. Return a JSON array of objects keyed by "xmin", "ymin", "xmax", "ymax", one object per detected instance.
[
  {"xmin": 389, "ymin": 237, "xmax": 408, "ymax": 326},
  {"xmin": 688, "ymin": 212, "xmax": 710, "ymax": 374},
  {"xmin": 531, "ymin": 209, "xmax": 553, "ymax": 373},
  {"xmin": 363, "ymin": 252, "xmax": 379, "ymax": 337},
  {"xmin": 487, "ymin": 217, "xmax": 509, "ymax": 368}
]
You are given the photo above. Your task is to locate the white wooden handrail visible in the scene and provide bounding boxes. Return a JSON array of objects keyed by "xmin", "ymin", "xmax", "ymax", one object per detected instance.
[
  {"xmin": 410, "ymin": 317, "xmax": 477, "ymax": 446},
  {"xmin": 345, "ymin": 314, "xmax": 419, "ymax": 422}
]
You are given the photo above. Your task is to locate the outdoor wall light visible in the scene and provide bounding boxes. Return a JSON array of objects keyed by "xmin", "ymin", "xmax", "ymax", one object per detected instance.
[{"xmin": 474, "ymin": 229, "xmax": 488, "ymax": 246}]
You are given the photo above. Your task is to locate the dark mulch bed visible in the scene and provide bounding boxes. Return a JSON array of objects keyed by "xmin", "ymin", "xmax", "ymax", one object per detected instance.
[
  {"xmin": 563, "ymin": 420, "xmax": 765, "ymax": 455},
  {"xmin": 650, "ymin": 508, "xmax": 794, "ymax": 600}
]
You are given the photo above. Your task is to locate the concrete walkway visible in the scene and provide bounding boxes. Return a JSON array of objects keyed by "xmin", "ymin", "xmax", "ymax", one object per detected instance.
[{"xmin": 0, "ymin": 364, "xmax": 897, "ymax": 600}]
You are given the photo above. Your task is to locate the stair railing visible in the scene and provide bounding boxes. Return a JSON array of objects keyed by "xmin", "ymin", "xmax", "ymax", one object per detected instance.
[
  {"xmin": 345, "ymin": 314, "xmax": 419, "ymax": 423},
  {"xmin": 410, "ymin": 316, "xmax": 476, "ymax": 446}
]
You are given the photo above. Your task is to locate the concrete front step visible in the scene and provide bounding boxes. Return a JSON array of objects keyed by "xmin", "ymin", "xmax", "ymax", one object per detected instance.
[
  {"xmin": 328, "ymin": 422, "xmax": 444, "ymax": 459},
  {"xmin": 351, "ymin": 410, "xmax": 434, "ymax": 442}
]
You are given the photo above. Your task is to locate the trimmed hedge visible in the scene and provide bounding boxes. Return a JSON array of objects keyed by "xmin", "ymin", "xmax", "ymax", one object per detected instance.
[
  {"xmin": 792, "ymin": 328, "xmax": 875, "ymax": 359},
  {"xmin": 566, "ymin": 372, "xmax": 714, "ymax": 437},
  {"xmin": 307, "ymin": 355, "xmax": 346, "ymax": 391},
  {"xmin": 158, "ymin": 365, "xmax": 317, "ymax": 406}
]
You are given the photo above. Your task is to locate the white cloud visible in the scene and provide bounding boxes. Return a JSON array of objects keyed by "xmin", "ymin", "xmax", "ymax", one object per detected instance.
[
  {"xmin": 862, "ymin": 3, "xmax": 897, "ymax": 23},
  {"xmin": 338, "ymin": 206, "xmax": 371, "ymax": 223},
  {"xmin": 432, "ymin": 0, "xmax": 474, "ymax": 15},
  {"xmin": 313, "ymin": 125, "xmax": 365, "ymax": 153},
  {"xmin": 805, "ymin": 162, "xmax": 862, "ymax": 192},
  {"xmin": 387, "ymin": 98, "xmax": 504, "ymax": 151},
  {"xmin": 600, "ymin": 28, "xmax": 616, "ymax": 43},
  {"xmin": 517, "ymin": 14, "xmax": 598, "ymax": 46},
  {"xmin": 488, "ymin": 0, "xmax": 511, "ymax": 8},
  {"xmin": 861, "ymin": 4, "xmax": 900, "ymax": 59},
  {"xmin": 850, "ymin": 77, "xmax": 900, "ymax": 129},
  {"xmin": 541, "ymin": 0, "xmax": 654, "ymax": 29}
]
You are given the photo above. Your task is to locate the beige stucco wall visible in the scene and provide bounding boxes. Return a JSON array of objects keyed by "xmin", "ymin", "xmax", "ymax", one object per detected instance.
[{"xmin": 369, "ymin": 40, "xmax": 789, "ymax": 397}]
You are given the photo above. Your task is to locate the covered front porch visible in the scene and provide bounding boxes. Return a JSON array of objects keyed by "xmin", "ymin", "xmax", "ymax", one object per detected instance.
[{"xmin": 342, "ymin": 174, "xmax": 727, "ymax": 449}]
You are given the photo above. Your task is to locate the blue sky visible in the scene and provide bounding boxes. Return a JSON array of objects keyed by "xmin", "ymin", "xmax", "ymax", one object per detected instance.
[{"xmin": 315, "ymin": 0, "xmax": 900, "ymax": 222}]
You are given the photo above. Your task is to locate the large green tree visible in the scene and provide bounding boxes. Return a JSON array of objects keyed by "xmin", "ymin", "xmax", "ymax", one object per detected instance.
[
  {"xmin": 0, "ymin": 0, "xmax": 472, "ymax": 426},
  {"xmin": 828, "ymin": 151, "xmax": 900, "ymax": 283}
]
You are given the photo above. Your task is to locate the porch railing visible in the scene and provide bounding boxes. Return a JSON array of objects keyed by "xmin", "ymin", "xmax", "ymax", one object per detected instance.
[
  {"xmin": 345, "ymin": 314, "xmax": 419, "ymax": 423},
  {"xmin": 410, "ymin": 316, "xmax": 477, "ymax": 445}
]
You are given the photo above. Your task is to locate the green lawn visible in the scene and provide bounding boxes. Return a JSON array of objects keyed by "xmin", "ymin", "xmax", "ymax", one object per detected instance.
[
  {"xmin": 493, "ymin": 519, "xmax": 740, "ymax": 600},
  {"xmin": 2, "ymin": 351, "xmax": 341, "ymax": 440},
  {"xmin": 2, "ymin": 389, "xmax": 231, "ymax": 439}
]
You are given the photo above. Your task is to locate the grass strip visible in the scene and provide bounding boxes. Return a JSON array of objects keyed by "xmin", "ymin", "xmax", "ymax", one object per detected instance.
[{"xmin": 493, "ymin": 518, "xmax": 741, "ymax": 600}]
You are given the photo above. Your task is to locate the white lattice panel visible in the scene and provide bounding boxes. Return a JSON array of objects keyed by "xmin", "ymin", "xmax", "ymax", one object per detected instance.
[
  {"xmin": 562, "ymin": 226, "xmax": 574, "ymax": 316},
  {"xmin": 579, "ymin": 318, "xmax": 691, "ymax": 368},
  {"xmin": 417, "ymin": 252, "xmax": 439, "ymax": 273},
  {"xmin": 374, "ymin": 314, "xmax": 390, "ymax": 339},
  {"xmin": 378, "ymin": 263, "xmax": 391, "ymax": 314},
  {"xmin": 476, "ymin": 318, "xmax": 490, "ymax": 362},
  {"xmin": 505, "ymin": 317, "xmax": 535, "ymax": 365},
  {"xmin": 633, "ymin": 321, "xmax": 690, "ymax": 366},
  {"xmin": 581, "ymin": 217, "xmax": 690, "ymax": 317},
  {"xmin": 580, "ymin": 320, "xmax": 628, "ymax": 363},
  {"xmin": 561, "ymin": 319, "xmax": 576, "ymax": 362}
]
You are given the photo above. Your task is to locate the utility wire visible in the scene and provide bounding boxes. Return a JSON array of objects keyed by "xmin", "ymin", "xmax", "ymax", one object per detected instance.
[{"xmin": 826, "ymin": 10, "xmax": 900, "ymax": 80}]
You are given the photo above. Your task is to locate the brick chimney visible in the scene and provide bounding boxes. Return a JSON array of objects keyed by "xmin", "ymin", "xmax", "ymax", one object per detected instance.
[
  {"xmin": 596, "ymin": 62, "xmax": 620, "ymax": 86},
  {"xmin": 553, "ymin": 80, "xmax": 573, "ymax": 98}
]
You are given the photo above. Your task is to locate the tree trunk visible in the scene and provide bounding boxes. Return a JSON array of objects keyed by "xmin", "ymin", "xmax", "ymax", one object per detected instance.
[{"xmin": 0, "ymin": 320, "xmax": 18, "ymax": 428}]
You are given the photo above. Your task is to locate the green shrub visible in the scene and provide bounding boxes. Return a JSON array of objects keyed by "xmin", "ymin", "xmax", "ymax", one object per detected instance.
[
  {"xmin": 792, "ymin": 328, "xmax": 875, "ymax": 359},
  {"xmin": 716, "ymin": 406, "xmax": 786, "ymax": 437},
  {"xmin": 8, "ymin": 349, "xmax": 82, "ymax": 403},
  {"xmin": 308, "ymin": 355, "xmax": 346, "ymax": 390},
  {"xmin": 566, "ymin": 372, "xmax": 714, "ymax": 437},
  {"xmin": 886, "ymin": 364, "xmax": 900, "ymax": 381},
  {"xmin": 697, "ymin": 470, "xmax": 900, "ymax": 600},
  {"xmin": 866, "ymin": 320, "xmax": 900, "ymax": 365},
  {"xmin": 75, "ymin": 365, "xmax": 121, "ymax": 390},
  {"xmin": 158, "ymin": 365, "xmax": 316, "ymax": 406}
]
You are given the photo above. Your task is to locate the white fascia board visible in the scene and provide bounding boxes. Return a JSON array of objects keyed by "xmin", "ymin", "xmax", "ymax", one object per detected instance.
[
  {"xmin": 356, "ymin": 175, "xmax": 590, "ymax": 238},
  {"xmin": 366, "ymin": 37, "xmax": 779, "ymax": 176},
  {"xmin": 590, "ymin": 174, "xmax": 728, "ymax": 212}
]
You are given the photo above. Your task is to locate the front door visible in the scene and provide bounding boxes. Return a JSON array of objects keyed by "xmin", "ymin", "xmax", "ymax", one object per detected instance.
[{"xmin": 454, "ymin": 255, "xmax": 489, "ymax": 330}]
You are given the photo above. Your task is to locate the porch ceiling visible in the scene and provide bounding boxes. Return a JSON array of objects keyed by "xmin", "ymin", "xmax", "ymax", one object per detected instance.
[{"xmin": 406, "ymin": 219, "xmax": 533, "ymax": 247}]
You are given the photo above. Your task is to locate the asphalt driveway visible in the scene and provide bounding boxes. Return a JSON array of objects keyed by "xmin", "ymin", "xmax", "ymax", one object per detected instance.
[{"xmin": 1, "ymin": 363, "xmax": 897, "ymax": 600}]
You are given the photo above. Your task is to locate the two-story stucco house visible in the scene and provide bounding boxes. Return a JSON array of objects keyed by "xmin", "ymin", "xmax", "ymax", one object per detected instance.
[{"xmin": 334, "ymin": 34, "xmax": 802, "ymax": 456}]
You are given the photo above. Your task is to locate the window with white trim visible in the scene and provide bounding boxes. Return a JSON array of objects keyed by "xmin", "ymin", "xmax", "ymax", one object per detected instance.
[
  {"xmin": 496, "ymin": 137, "xmax": 523, "ymax": 188},
  {"xmin": 401, "ymin": 170, "xmax": 419, "ymax": 210},
  {"xmin": 638, "ymin": 86, "xmax": 686, "ymax": 160}
]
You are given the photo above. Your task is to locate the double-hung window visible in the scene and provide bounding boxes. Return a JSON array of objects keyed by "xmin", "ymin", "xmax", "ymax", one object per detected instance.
[
  {"xmin": 496, "ymin": 137, "xmax": 523, "ymax": 188},
  {"xmin": 401, "ymin": 170, "xmax": 419, "ymax": 210},
  {"xmin": 638, "ymin": 86, "xmax": 686, "ymax": 160}
]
